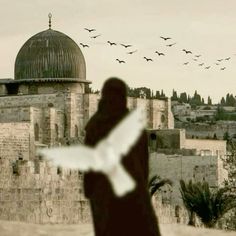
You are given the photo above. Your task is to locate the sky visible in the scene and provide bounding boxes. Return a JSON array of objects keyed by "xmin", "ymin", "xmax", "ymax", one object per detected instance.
[{"xmin": 0, "ymin": 0, "xmax": 236, "ymax": 103}]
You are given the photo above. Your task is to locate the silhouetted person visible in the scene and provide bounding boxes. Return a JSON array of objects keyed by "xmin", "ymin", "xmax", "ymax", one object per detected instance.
[{"xmin": 84, "ymin": 77, "xmax": 161, "ymax": 236}]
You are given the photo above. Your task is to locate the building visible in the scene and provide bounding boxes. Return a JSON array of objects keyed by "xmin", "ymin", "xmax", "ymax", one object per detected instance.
[
  {"xmin": 0, "ymin": 19, "xmax": 174, "ymax": 162},
  {"xmin": 0, "ymin": 18, "xmax": 174, "ymax": 223}
]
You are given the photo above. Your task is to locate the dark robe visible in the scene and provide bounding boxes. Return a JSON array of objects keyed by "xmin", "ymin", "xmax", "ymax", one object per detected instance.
[{"xmin": 84, "ymin": 78, "xmax": 161, "ymax": 236}]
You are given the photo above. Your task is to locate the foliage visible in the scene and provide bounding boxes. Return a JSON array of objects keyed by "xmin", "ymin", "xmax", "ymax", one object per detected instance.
[
  {"xmin": 207, "ymin": 96, "xmax": 212, "ymax": 105},
  {"xmin": 222, "ymin": 141, "xmax": 236, "ymax": 230},
  {"xmin": 220, "ymin": 93, "xmax": 236, "ymax": 106},
  {"xmin": 179, "ymin": 180, "xmax": 236, "ymax": 228},
  {"xmin": 127, "ymin": 87, "xmax": 167, "ymax": 99},
  {"xmin": 215, "ymin": 105, "xmax": 236, "ymax": 121}
]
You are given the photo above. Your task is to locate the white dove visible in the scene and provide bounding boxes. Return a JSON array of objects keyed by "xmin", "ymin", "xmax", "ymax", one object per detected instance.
[{"xmin": 38, "ymin": 108, "xmax": 146, "ymax": 197}]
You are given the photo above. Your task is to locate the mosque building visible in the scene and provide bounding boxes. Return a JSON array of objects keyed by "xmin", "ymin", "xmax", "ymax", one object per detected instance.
[{"xmin": 0, "ymin": 16, "xmax": 174, "ymax": 161}]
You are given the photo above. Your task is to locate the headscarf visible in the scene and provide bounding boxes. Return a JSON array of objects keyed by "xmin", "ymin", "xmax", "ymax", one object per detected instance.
[{"xmin": 85, "ymin": 78, "xmax": 129, "ymax": 144}]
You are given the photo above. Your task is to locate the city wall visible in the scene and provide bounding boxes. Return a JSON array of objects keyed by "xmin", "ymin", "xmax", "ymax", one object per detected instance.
[
  {"xmin": 176, "ymin": 121, "xmax": 236, "ymax": 139},
  {"xmin": 0, "ymin": 156, "xmax": 191, "ymax": 225},
  {"xmin": 0, "ymin": 123, "xmax": 32, "ymax": 161},
  {"xmin": 0, "ymin": 158, "xmax": 90, "ymax": 224},
  {"xmin": 149, "ymin": 153, "xmax": 228, "ymax": 205}
]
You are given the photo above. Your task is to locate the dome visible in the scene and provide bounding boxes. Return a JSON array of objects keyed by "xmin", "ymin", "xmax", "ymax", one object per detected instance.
[{"xmin": 14, "ymin": 29, "xmax": 86, "ymax": 80}]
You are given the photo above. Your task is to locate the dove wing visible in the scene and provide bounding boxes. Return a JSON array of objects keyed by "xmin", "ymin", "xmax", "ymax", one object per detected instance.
[
  {"xmin": 98, "ymin": 108, "xmax": 146, "ymax": 160},
  {"xmin": 108, "ymin": 163, "xmax": 136, "ymax": 197},
  {"xmin": 38, "ymin": 145, "xmax": 97, "ymax": 171}
]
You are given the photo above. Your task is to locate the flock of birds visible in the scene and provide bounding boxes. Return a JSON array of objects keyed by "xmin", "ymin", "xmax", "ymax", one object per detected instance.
[{"xmin": 80, "ymin": 28, "xmax": 233, "ymax": 70}]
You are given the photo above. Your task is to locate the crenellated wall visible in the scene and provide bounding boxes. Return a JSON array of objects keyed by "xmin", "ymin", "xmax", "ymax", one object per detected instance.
[
  {"xmin": 0, "ymin": 158, "xmax": 91, "ymax": 224},
  {"xmin": 0, "ymin": 156, "xmax": 193, "ymax": 225}
]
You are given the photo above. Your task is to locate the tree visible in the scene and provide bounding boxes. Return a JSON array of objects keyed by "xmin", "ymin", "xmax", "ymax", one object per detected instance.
[
  {"xmin": 221, "ymin": 97, "xmax": 226, "ymax": 106},
  {"xmin": 180, "ymin": 180, "xmax": 236, "ymax": 228},
  {"xmin": 207, "ymin": 96, "xmax": 212, "ymax": 105},
  {"xmin": 223, "ymin": 131, "xmax": 230, "ymax": 144},
  {"xmin": 155, "ymin": 90, "xmax": 161, "ymax": 99},
  {"xmin": 179, "ymin": 92, "xmax": 188, "ymax": 103},
  {"xmin": 189, "ymin": 90, "xmax": 202, "ymax": 107},
  {"xmin": 222, "ymin": 141, "xmax": 236, "ymax": 230},
  {"xmin": 225, "ymin": 93, "xmax": 236, "ymax": 106},
  {"xmin": 171, "ymin": 89, "xmax": 178, "ymax": 101},
  {"xmin": 215, "ymin": 105, "xmax": 225, "ymax": 121},
  {"xmin": 160, "ymin": 89, "xmax": 166, "ymax": 98},
  {"xmin": 149, "ymin": 175, "xmax": 172, "ymax": 196},
  {"xmin": 213, "ymin": 133, "xmax": 218, "ymax": 140}
]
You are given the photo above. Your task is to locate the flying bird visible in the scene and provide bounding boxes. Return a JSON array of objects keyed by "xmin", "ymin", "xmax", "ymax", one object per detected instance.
[
  {"xmin": 192, "ymin": 58, "xmax": 198, "ymax": 61},
  {"xmin": 120, "ymin": 44, "xmax": 132, "ymax": 48},
  {"xmin": 160, "ymin": 36, "xmax": 171, "ymax": 41},
  {"xmin": 84, "ymin": 28, "xmax": 96, "ymax": 33},
  {"xmin": 166, "ymin": 43, "xmax": 176, "ymax": 47},
  {"xmin": 182, "ymin": 49, "xmax": 192, "ymax": 54},
  {"xmin": 116, "ymin": 59, "xmax": 126, "ymax": 63},
  {"xmin": 217, "ymin": 59, "xmax": 223, "ymax": 62},
  {"xmin": 155, "ymin": 51, "xmax": 165, "ymax": 56},
  {"xmin": 215, "ymin": 63, "xmax": 220, "ymax": 65},
  {"xmin": 143, "ymin": 57, "xmax": 153, "ymax": 62},
  {"xmin": 195, "ymin": 55, "xmax": 201, "ymax": 58},
  {"xmin": 80, "ymin": 43, "xmax": 89, "ymax": 48},
  {"xmin": 198, "ymin": 63, "xmax": 204, "ymax": 66},
  {"xmin": 205, "ymin": 66, "xmax": 211, "ymax": 69},
  {"xmin": 225, "ymin": 57, "xmax": 231, "ymax": 60},
  {"xmin": 220, "ymin": 67, "xmax": 226, "ymax": 70},
  {"xmin": 90, "ymin": 34, "xmax": 101, "ymax": 39},
  {"xmin": 107, "ymin": 41, "xmax": 117, "ymax": 46},
  {"xmin": 127, "ymin": 50, "xmax": 137, "ymax": 55},
  {"xmin": 38, "ymin": 108, "xmax": 146, "ymax": 197},
  {"xmin": 183, "ymin": 62, "xmax": 189, "ymax": 65}
]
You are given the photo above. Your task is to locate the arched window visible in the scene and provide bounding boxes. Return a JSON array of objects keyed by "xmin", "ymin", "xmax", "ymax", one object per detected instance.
[
  {"xmin": 150, "ymin": 133, "xmax": 157, "ymax": 140},
  {"xmin": 34, "ymin": 123, "xmax": 39, "ymax": 141},
  {"xmin": 75, "ymin": 125, "xmax": 79, "ymax": 138},
  {"xmin": 161, "ymin": 114, "xmax": 166, "ymax": 123},
  {"xmin": 55, "ymin": 124, "xmax": 59, "ymax": 141}
]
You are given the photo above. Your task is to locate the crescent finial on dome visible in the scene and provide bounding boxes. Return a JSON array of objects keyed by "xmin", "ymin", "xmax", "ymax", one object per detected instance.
[{"xmin": 48, "ymin": 13, "xmax": 52, "ymax": 29}]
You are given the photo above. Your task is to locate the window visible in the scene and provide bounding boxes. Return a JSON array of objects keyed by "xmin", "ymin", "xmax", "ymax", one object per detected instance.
[
  {"xmin": 150, "ymin": 133, "xmax": 157, "ymax": 140},
  {"xmin": 55, "ymin": 124, "xmax": 59, "ymax": 141},
  {"xmin": 161, "ymin": 114, "xmax": 166, "ymax": 123},
  {"xmin": 75, "ymin": 125, "xmax": 79, "ymax": 138},
  {"xmin": 34, "ymin": 123, "xmax": 39, "ymax": 141}
]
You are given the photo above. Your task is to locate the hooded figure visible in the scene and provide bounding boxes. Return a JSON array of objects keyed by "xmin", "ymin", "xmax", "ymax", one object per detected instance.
[{"xmin": 84, "ymin": 78, "xmax": 161, "ymax": 236}]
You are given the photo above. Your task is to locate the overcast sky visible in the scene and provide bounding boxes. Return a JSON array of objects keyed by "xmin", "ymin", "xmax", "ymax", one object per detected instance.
[{"xmin": 0, "ymin": 0, "xmax": 236, "ymax": 103}]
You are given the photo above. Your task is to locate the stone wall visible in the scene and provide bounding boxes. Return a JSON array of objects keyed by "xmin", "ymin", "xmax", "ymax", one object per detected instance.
[
  {"xmin": 152, "ymin": 193, "xmax": 189, "ymax": 224},
  {"xmin": 184, "ymin": 139, "xmax": 226, "ymax": 156},
  {"xmin": 149, "ymin": 153, "xmax": 228, "ymax": 205},
  {"xmin": 0, "ymin": 123, "xmax": 32, "ymax": 161},
  {"xmin": 0, "ymin": 155, "xmax": 191, "ymax": 225},
  {"xmin": 147, "ymin": 129, "xmax": 226, "ymax": 157},
  {"xmin": 0, "ymin": 93, "xmax": 65, "ymax": 111},
  {"xmin": 0, "ymin": 151, "xmax": 225, "ymax": 225},
  {"xmin": 147, "ymin": 129, "xmax": 186, "ymax": 151},
  {"xmin": 175, "ymin": 120, "xmax": 236, "ymax": 140},
  {"xmin": 0, "ymin": 158, "xmax": 90, "ymax": 224},
  {"xmin": 0, "ymin": 92, "xmax": 174, "ymax": 145},
  {"xmin": 84, "ymin": 94, "xmax": 174, "ymax": 130}
]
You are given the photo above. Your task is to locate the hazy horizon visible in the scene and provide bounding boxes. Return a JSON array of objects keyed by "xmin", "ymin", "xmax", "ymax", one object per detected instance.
[{"xmin": 1, "ymin": 0, "xmax": 236, "ymax": 103}]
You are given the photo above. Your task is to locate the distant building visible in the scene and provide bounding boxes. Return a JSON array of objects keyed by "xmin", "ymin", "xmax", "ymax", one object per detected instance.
[
  {"xmin": 147, "ymin": 129, "xmax": 226, "ymax": 157},
  {"xmin": 149, "ymin": 129, "xmax": 228, "ymax": 217}
]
